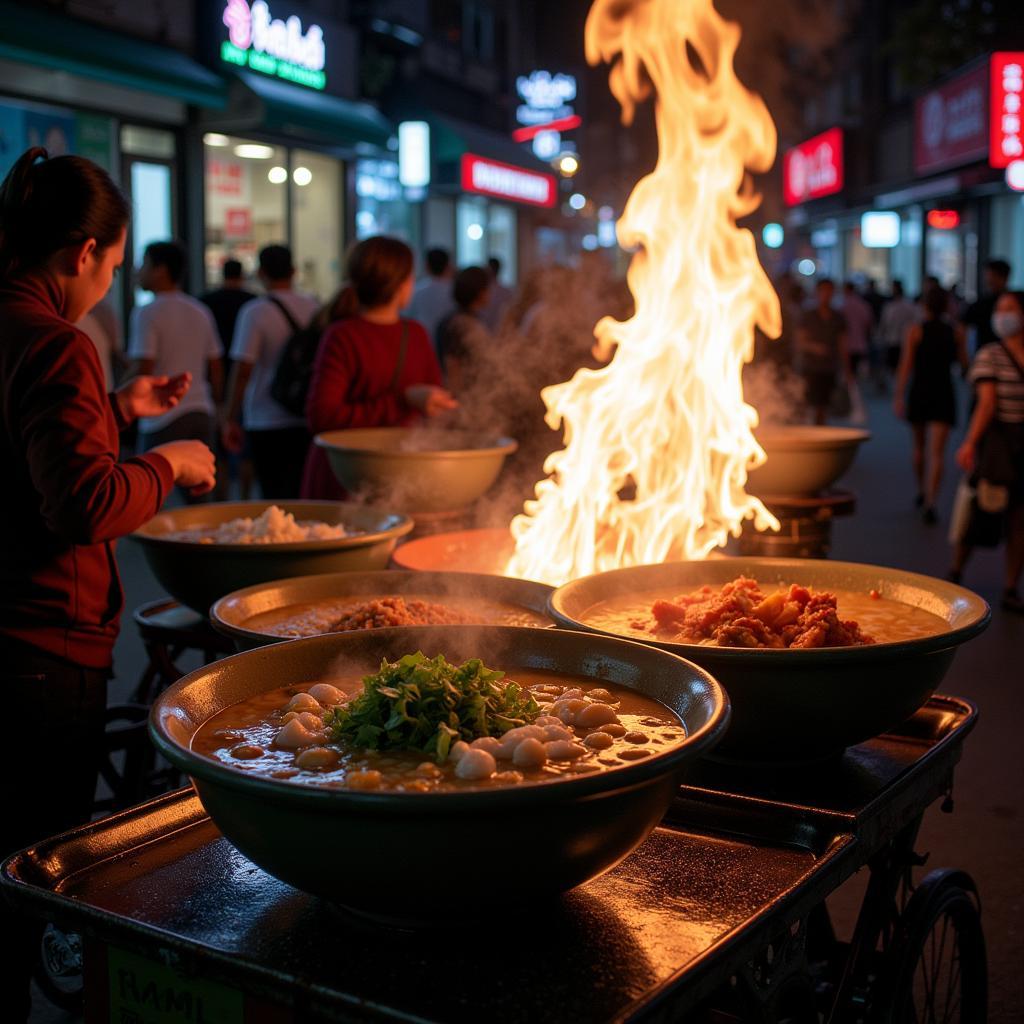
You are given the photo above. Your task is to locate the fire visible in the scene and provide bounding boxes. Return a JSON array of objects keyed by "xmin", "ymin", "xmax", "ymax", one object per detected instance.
[{"xmin": 507, "ymin": 0, "xmax": 781, "ymax": 586}]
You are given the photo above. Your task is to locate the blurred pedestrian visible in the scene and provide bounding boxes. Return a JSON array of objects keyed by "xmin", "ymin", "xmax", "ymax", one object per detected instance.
[
  {"xmin": 864, "ymin": 278, "xmax": 885, "ymax": 322},
  {"xmin": 437, "ymin": 265, "xmax": 493, "ymax": 394},
  {"xmin": 77, "ymin": 296, "xmax": 124, "ymax": 390},
  {"xmin": 797, "ymin": 278, "xmax": 850, "ymax": 425},
  {"xmin": 950, "ymin": 290, "xmax": 1024, "ymax": 611},
  {"xmin": 894, "ymin": 286, "xmax": 968, "ymax": 524},
  {"xmin": 481, "ymin": 256, "xmax": 512, "ymax": 332},
  {"xmin": 202, "ymin": 258, "xmax": 255, "ymax": 351},
  {"xmin": 128, "ymin": 241, "xmax": 223, "ymax": 500},
  {"xmin": 301, "ymin": 236, "xmax": 456, "ymax": 500},
  {"xmin": 962, "ymin": 258, "xmax": 1011, "ymax": 353},
  {"xmin": 879, "ymin": 280, "xmax": 918, "ymax": 372},
  {"xmin": 222, "ymin": 244, "xmax": 318, "ymax": 499},
  {"xmin": 407, "ymin": 247, "xmax": 453, "ymax": 350},
  {"xmin": 841, "ymin": 281, "xmax": 874, "ymax": 379}
]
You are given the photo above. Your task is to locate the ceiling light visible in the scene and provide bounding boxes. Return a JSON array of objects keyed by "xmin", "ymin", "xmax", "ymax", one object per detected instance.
[
  {"xmin": 293, "ymin": 166, "xmax": 313, "ymax": 186},
  {"xmin": 268, "ymin": 166, "xmax": 288, "ymax": 184},
  {"xmin": 203, "ymin": 133, "xmax": 230, "ymax": 147},
  {"xmin": 557, "ymin": 154, "xmax": 579, "ymax": 176},
  {"xmin": 234, "ymin": 143, "xmax": 276, "ymax": 160}
]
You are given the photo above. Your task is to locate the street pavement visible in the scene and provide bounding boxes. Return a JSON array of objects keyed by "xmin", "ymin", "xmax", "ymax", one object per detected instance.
[{"xmin": 28, "ymin": 388, "xmax": 1024, "ymax": 1023}]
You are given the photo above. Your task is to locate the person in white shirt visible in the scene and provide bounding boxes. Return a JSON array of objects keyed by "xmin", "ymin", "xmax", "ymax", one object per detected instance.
[
  {"xmin": 880, "ymin": 280, "xmax": 921, "ymax": 371},
  {"xmin": 222, "ymin": 244, "xmax": 319, "ymax": 498},
  {"xmin": 406, "ymin": 248, "xmax": 453, "ymax": 351},
  {"xmin": 127, "ymin": 242, "xmax": 223, "ymax": 490}
]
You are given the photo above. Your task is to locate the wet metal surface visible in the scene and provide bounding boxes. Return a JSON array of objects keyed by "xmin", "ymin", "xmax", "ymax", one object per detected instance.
[{"xmin": 4, "ymin": 696, "xmax": 975, "ymax": 1023}]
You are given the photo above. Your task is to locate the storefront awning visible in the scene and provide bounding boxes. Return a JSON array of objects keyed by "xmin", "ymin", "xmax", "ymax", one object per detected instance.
[
  {"xmin": 0, "ymin": 2, "xmax": 225, "ymax": 109},
  {"xmin": 429, "ymin": 114, "xmax": 547, "ymax": 174},
  {"xmin": 219, "ymin": 72, "xmax": 393, "ymax": 151}
]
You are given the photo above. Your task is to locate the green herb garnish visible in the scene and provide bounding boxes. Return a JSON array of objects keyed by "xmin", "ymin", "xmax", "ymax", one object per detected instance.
[{"xmin": 325, "ymin": 652, "xmax": 540, "ymax": 762}]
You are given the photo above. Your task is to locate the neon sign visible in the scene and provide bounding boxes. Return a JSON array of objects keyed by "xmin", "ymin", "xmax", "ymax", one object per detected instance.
[
  {"xmin": 990, "ymin": 53, "xmax": 1024, "ymax": 169},
  {"xmin": 461, "ymin": 154, "xmax": 556, "ymax": 208},
  {"xmin": 221, "ymin": 0, "xmax": 326, "ymax": 91}
]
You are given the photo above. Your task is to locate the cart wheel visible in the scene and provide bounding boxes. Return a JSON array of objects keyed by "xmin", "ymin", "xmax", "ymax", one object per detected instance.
[
  {"xmin": 875, "ymin": 869, "xmax": 986, "ymax": 1024},
  {"xmin": 34, "ymin": 924, "xmax": 84, "ymax": 1013}
]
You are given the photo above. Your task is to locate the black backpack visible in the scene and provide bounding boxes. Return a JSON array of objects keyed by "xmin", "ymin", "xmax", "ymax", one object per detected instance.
[{"xmin": 268, "ymin": 296, "xmax": 321, "ymax": 417}]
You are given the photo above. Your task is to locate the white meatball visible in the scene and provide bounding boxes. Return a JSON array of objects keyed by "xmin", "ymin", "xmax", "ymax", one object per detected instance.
[
  {"xmin": 545, "ymin": 739, "xmax": 587, "ymax": 761},
  {"xmin": 501, "ymin": 725, "xmax": 546, "ymax": 744},
  {"xmin": 534, "ymin": 715, "xmax": 564, "ymax": 728},
  {"xmin": 273, "ymin": 718, "xmax": 324, "ymax": 750},
  {"xmin": 449, "ymin": 740, "xmax": 470, "ymax": 763},
  {"xmin": 551, "ymin": 698, "xmax": 587, "ymax": 726},
  {"xmin": 576, "ymin": 703, "xmax": 620, "ymax": 728},
  {"xmin": 512, "ymin": 737, "xmax": 548, "ymax": 770},
  {"xmin": 307, "ymin": 683, "xmax": 345, "ymax": 706},
  {"xmin": 285, "ymin": 692, "xmax": 321, "ymax": 713},
  {"xmin": 541, "ymin": 724, "xmax": 573, "ymax": 742},
  {"xmin": 295, "ymin": 746, "xmax": 340, "ymax": 769},
  {"xmin": 561, "ymin": 688, "xmax": 584, "ymax": 700},
  {"xmin": 470, "ymin": 736, "xmax": 503, "ymax": 755},
  {"xmin": 454, "ymin": 748, "xmax": 497, "ymax": 780}
]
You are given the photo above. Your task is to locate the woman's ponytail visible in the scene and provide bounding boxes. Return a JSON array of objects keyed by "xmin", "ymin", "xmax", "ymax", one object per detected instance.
[{"xmin": 0, "ymin": 147, "xmax": 129, "ymax": 281}]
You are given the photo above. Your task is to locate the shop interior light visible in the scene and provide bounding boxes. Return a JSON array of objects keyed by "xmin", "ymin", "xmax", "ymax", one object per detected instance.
[
  {"xmin": 267, "ymin": 166, "xmax": 288, "ymax": 185},
  {"xmin": 860, "ymin": 211, "xmax": 900, "ymax": 248},
  {"xmin": 293, "ymin": 166, "xmax": 313, "ymax": 186},
  {"xmin": 926, "ymin": 209, "xmax": 960, "ymax": 230},
  {"xmin": 203, "ymin": 133, "xmax": 230, "ymax": 148},
  {"xmin": 466, "ymin": 223, "xmax": 484, "ymax": 241},
  {"xmin": 569, "ymin": 192, "xmax": 586, "ymax": 210},
  {"xmin": 234, "ymin": 143, "xmax": 276, "ymax": 160},
  {"xmin": 762, "ymin": 222, "xmax": 784, "ymax": 249},
  {"xmin": 582, "ymin": 234, "xmax": 599, "ymax": 251},
  {"xmin": 797, "ymin": 258, "xmax": 817, "ymax": 276},
  {"xmin": 557, "ymin": 153, "xmax": 579, "ymax": 176},
  {"xmin": 1006, "ymin": 160, "xmax": 1024, "ymax": 192}
]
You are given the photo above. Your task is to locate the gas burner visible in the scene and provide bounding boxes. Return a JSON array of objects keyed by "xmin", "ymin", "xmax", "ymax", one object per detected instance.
[{"xmin": 739, "ymin": 490, "xmax": 855, "ymax": 559}]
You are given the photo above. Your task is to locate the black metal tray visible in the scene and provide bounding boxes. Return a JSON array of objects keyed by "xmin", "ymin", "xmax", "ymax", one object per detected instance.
[{"xmin": 2, "ymin": 696, "xmax": 976, "ymax": 1024}]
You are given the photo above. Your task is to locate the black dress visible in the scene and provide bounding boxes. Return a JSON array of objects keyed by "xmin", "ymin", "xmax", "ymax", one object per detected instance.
[{"xmin": 906, "ymin": 320, "xmax": 957, "ymax": 425}]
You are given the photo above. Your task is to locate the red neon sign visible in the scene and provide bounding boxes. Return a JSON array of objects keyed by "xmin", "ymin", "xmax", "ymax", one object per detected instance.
[
  {"xmin": 990, "ymin": 52, "xmax": 1024, "ymax": 168},
  {"xmin": 783, "ymin": 127, "xmax": 844, "ymax": 206},
  {"xmin": 927, "ymin": 209, "xmax": 961, "ymax": 230},
  {"xmin": 460, "ymin": 154, "xmax": 556, "ymax": 208},
  {"xmin": 512, "ymin": 114, "xmax": 582, "ymax": 143}
]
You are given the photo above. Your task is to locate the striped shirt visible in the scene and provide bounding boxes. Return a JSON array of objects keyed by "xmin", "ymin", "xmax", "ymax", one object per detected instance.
[{"xmin": 969, "ymin": 343, "xmax": 1024, "ymax": 424}]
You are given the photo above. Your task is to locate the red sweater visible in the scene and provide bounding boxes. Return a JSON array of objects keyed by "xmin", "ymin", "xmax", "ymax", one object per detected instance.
[
  {"xmin": 0, "ymin": 273, "xmax": 174, "ymax": 668},
  {"xmin": 301, "ymin": 316, "xmax": 442, "ymax": 499}
]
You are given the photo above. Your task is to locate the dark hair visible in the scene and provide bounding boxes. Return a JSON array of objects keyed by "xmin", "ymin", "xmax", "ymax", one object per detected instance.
[
  {"xmin": 986, "ymin": 259, "xmax": 1011, "ymax": 280},
  {"xmin": 334, "ymin": 236, "xmax": 414, "ymax": 320},
  {"xmin": 425, "ymin": 247, "xmax": 449, "ymax": 276},
  {"xmin": 0, "ymin": 147, "xmax": 129, "ymax": 280},
  {"xmin": 487, "ymin": 256, "xmax": 501, "ymax": 275},
  {"xmin": 923, "ymin": 285, "xmax": 948, "ymax": 319},
  {"xmin": 259, "ymin": 244, "xmax": 294, "ymax": 280},
  {"xmin": 453, "ymin": 266, "xmax": 491, "ymax": 309},
  {"xmin": 223, "ymin": 258, "xmax": 243, "ymax": 281},
  {"xmin": 145, "ymin": 241, "xmax": 186, "ymax": 285},
  {"xmin": 1001, "ymin": 290, "xmax": 1024, "ymax": 315},
  {"xmin": 892, "ymin": 279, "xmax": 904, "ymax": 297}
]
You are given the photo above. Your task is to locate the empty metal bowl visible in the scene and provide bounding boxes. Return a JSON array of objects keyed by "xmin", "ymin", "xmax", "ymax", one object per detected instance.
[
  {"xmin": 314, "ymin": 428, "xmax": 517, "ymax": 514},
  {"xmin": 748, "ymin": 426, "xmax": 870, "ymax": 497},
  {"xmin": 149, "ymin": 625, "xmax": 729, "ymax": 920},
  {"xmin": 211, "ymin": 570, "xmax": 555, "ymax": 650},
  {"xmin": 548, "ymin": 557, "xmax": 989, "ymax": 760},
  {"xmin": 130, "ymin": 501, "xmax": 413, "ymax": 614}
]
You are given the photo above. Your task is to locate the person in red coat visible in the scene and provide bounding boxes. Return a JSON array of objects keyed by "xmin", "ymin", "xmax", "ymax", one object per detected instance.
[
  {"xmin": 0, "ymin": 148, "xmax": 216, "ymax": 1020},
  {"xmin": 302, "ymin": 236, "xmax": 456, "ymax": 498}
]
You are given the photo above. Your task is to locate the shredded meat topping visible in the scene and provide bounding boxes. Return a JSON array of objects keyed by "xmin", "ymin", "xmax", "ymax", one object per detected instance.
[
  {"xmin": 633, "ymin": 576, "xmax": 875, "ymax": 649},
  {"xmin": 329, "ymin": 597, "xmax": 473, "ymax": 631}
]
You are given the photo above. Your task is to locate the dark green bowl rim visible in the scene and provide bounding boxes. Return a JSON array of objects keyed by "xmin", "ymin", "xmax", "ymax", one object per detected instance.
[
  {"xmin": 149, "ymin": 626, "xmax": 730, "ymax": 812},
  {"xmin": 128, "ymin": 500, "xmax": 414, "ymax": 554},
  {"xmin": 547, "ymin": 557, "xmax": 991, "ymax": 664},
  {"xmin": 314, "ymin": 428, "xmax": 518, "ymax": 460}
]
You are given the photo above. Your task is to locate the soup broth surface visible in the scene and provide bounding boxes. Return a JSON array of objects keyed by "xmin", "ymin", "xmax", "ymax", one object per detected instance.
[
  {"xmin": 584, "ymin": 586, "xmax": 948, "ymax": 646},
  {"xmin": 245, "ymin": 594, "xmax": 549, "ymax": 637},
  {"xmin": 192, "ymin": 670, "xmax": 685, "ymax": 792}
]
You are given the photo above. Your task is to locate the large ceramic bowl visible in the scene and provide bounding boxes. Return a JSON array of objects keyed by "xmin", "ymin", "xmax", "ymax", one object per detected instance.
[
  {"xmin": 314, "ymin": 428, "xmax": 517, "ymax": 514},
  {"xmin": 130, "ymin": 502, "xmax": 412, "ymax": 614},
  {"xmin": 747, "ymin": 426, "xmax": 870, "ymax": 496},
  {"xmin": 211, "ymin": 570, "xmax": 555, "ymax": 651},
  {"xmin": 549, "ymin": 558, "xmax": 989, "ymax": 760},
  {"xmin": 149, "ymin": 626, "xmax": 729, "ymax": 920}
]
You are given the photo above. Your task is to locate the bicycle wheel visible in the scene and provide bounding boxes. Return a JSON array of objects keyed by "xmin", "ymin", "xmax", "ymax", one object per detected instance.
[{"xmin": 874, "ymin": 869, "xmax": 986, "ymax": 1024}]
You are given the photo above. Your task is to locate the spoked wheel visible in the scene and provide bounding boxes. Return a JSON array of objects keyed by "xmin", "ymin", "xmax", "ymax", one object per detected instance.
[{"xmin": 875, "ymin": 870, "xmax": 986, "ymax": 1024}]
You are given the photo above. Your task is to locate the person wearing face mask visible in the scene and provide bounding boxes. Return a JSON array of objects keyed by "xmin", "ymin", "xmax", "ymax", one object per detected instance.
[
  {"xmin": 0, "ymin": 148, "xmax": 216, "ymax": 1018},
  {"xmin": 950, "ymin": 290, "xmax": 1024, "ymax": 612}
]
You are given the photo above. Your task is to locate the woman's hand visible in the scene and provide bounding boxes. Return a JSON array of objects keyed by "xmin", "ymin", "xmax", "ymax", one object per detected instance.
[
  {"xmin": 405, "ymin": 385, "xmax": 458, "ymax": 418},
  {"xmin": 955, "ymin": 440, "xmax": 976, "ymax": 474},
  {"xmin": 116, "ymin": 373, "xmax": 192, "ymax": 421},
  {"xmin": 151, "ymin": 439, "xmax": 217, "ymax": 497}
]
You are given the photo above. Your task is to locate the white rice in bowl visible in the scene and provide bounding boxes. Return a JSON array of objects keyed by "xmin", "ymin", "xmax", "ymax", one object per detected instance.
[{"xmin": 166, "ymin": 506, "xmax": 349, "ymax": 545}]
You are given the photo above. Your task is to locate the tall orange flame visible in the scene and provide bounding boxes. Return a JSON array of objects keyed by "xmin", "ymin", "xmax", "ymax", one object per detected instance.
[{"xmin": 507, "ymin": 0, "xmax": 781, "ymax": 586}]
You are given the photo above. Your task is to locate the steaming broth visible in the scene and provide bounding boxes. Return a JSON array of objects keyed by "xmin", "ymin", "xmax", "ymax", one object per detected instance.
[
  {"xmin": 192, "ymin": 670, "xmax": 686, "ymax": 792},
  {"xmin": 246, "ymin": 595, "xmax": 550, "ymax": 637},
  {"xmin": 583, "ymin": 586, "xmax": 948, "ymax": 646}
]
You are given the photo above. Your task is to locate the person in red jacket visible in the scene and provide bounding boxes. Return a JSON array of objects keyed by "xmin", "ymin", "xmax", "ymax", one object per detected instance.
[
  {"xmin": 301, "ymin": 236, "xmax": 457, "ymax": 499},
  {"xmin": 0, "ymin": 148, "xmax": 216, "ymax": 1020}
]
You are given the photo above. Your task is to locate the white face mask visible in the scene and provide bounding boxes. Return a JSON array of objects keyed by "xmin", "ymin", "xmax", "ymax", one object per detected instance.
[{"xmin": 992, "ymin": 311, "xmax": 1024, "ymax": 339}]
